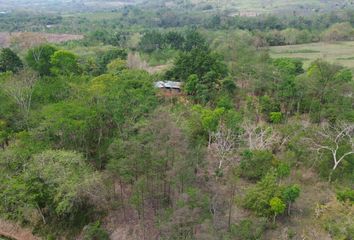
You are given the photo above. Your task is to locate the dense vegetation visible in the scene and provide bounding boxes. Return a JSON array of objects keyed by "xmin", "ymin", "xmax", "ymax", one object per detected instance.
[{"xmin": 0, "ymin": 1, "xmax": 353, "ymax": 240}]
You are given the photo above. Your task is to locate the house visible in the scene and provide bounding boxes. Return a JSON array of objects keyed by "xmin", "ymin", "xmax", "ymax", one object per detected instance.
[{"xmin": 154, "ymin": 81, "xmax": 182, "ymax": 96}]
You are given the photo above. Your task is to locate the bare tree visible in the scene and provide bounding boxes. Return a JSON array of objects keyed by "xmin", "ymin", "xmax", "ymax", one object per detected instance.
[
  {"xmin": 210, "ymin": 124, "xmax": 238, "ymax": 170},
  {"xmin": 307, "ymin": 123, "xmax": 354, "ymax": 181},
  {"xmin": 242, "ymin": 122, "xmax": 281, "ymax": 150},
  {"xmin": 127, "ymin": 52, "xmax": 149, "ymax": 70},
  {"xmin": 2, "ymin": 69, "xmax": 38, "ymax": 127}
]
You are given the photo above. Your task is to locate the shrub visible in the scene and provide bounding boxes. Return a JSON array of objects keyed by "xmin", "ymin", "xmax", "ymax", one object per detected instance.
[
  {"xmin": 240, "ymin": 150, "xmax": 274, "ymax": 181},
  {"xmin": 107, "ymin": 59, "xmax": 127, "ymax": 74},
  {"xmin": 230, "ymin": 218, "xmax": 267, "ymax": 240},
  {"xmin": 320, "ymin": 200, "xmax": 354, "ymax": 240},
  {"xmin": 270, "ymin": 112, "xmax": 282, "ymax": 124},
  {"xmin": 276, "ymin": 162, "xmax": 291, "ymax": 179},
  {"xmin": 243, "ymin": 172, "xmax": 282, "ymax": 217},
  {"xmin": 83, "ymin": 221, "xmax": 110, "ymax": 240},
  {"xmin": 337, "ymin": 188, "xmax": 354, "ymax": 204}
]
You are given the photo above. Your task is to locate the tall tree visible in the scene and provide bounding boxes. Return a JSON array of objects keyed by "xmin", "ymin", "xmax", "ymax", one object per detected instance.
[
  {"xmin": 26, "ymin": 44, "xmax": 57, "ymax": 75},
  {"xmin": 307, "ymin": 123, "xmax": 354, "ymax": 181},
  {"xmin": 282, "ymin": 185, "xmax": 300, "ymax": 215},
  {"xmin": 1, "ymin": 69, "xmax": 38, "ymax": 127},
  {"xmin": 50, "ymin": 50, "xmax": 80, "ymax": 75},
  {"xmin": 139, "ymin": 30, "xmax": 164, "ymax": 53},
  {"xmin": 166, "ymin": 47, "xmax": 227, "ymax": 81},
  {"xmin": 299, "ymin": 60, "xmax": 352, "ymax": 122},
  {"xmin": 0, "ymin": 48, "xmax": 23, "ymax": 73}
]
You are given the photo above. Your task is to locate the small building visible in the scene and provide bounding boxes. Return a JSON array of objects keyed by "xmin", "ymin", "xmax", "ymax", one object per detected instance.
[{"xmin": 154, "ymin": 81, "xmax": 182, "ymax": 96}]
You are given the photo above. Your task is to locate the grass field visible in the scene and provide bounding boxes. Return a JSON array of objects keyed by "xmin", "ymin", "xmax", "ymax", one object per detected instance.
[
  {"xmin": 0, "ymin": 32, "xmax": 83, "ymax": 48},
  {"xmin": 189, "ymin": 0, "xmax": 354, "ymax": 15},
  {"xmin": 270, "ymin": 41, "xmax": 354, "ymax": 69}
]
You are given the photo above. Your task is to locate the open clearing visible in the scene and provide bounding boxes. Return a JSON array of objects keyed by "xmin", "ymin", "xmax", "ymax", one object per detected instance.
[
  {"xmin": 0, "ymin": 219, "xmax": 39, "ymax": 240},
  {"xmin": 190, "ymin": 0, "xmax": 353, "ymax": 15},
  {"xmin": 0, "ymin": 32, "xmax": 83, "ymax": 48},
  {"xmin": 270, "ymin": 41, "xmax": 354, "ymax": 69}
]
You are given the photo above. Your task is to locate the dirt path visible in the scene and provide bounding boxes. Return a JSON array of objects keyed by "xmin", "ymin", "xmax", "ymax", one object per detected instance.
[{"xmin": 0, "ymin": 219, "xmax": 40, "ymax": 240}]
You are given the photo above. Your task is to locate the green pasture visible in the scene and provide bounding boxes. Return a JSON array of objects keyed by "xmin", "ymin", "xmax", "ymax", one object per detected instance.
[{"xmin": 270, "ymin": 41, "xmax": 354, "ymax": 69}]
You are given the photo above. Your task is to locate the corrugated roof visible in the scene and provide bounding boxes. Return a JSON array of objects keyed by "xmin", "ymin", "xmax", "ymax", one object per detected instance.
[{"xmin": 154, "ymin": 81, "xmax": 182, "ymax": 89}]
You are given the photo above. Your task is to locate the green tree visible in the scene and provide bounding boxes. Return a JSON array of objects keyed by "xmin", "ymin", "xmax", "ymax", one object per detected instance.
[
  {"xmin": 184, "ymin": 74, "xmax": 199, "ymax": 97},
  {"xmin": 192, "ymin": 105, "xmax": 225, "ymax": 146},
  {"xmin": 230, "ymin": 219, "xmax": 267, "ymax": 240},
  {"xmin": 0, "ymin": 119, "xmax": 9, "ymax": 149},
  {"xmin": 282, "ymin": 185, "xmax": 300, "ymax": 215},
  {"xmin": 110, "ymin": 31, "xmax": 130, "ymax": 48},
  {"xmin": 336, "ymin": 188, "xmax": 354, "ymax": 204},
  {"xmin": 183, "ymin": 29, "xmax": 207, "ymax": 51},
  {"xmin": 269, "ymin": 197, "xmax": 286, "ymax": 223},
  {"xmin": 217, "ymin": 95, "xmax": 234, "ymax": 110},
  {"xmin": 243, "ymin": 172, "xmax": 282, "ymax": 217},
  {"xmin": 276, "ymin": 162, "xmax": 291, "ymax": 179},
  {"xmin": 139, "ymin": 30, "xmax": 164, "ymax": 53},
  {"xmin": 299, "ymin": 60, "xmax": 353, "ymax": 122},
  {"xmin": 166, "ymin": 47, "xmax": 227, "ymax": 81},
  {"xmin": 0, "ymin": 48, "xmax": 23, "ymax": 73},
  {"xmin": 322, "ymin": 22, "xmax": 354, "ymax": 41},
  {"xmin": 0, "ymin": 150, "xmax": 103, "ymax": 230},
  {"xmin": 27, "ymin": 150, "xmax": 101, "ymax": 216},
  {"xmin": 1, "ymin": 69, "xmax": 38, "ymax": 127},
  {"xmin": 50, "ymin": 50, "xmax": 79, "ymax": 75},
  {"xmin": 221, "ymin": 77, "xmax": 237, "ymax": 96},
  {"xmin": 240, "ymin": 150, "xmax": 274, "ymax": 181},
  {"xmin": 26, "ymin": 44, "xmax": 57, "ymax": 75},
  {"xmin": 269, "ymin": 112, "xmax": 282, "ymax": 124},
  {"xmin": 107, "ymin": 59, "xmax": 127, "ymax": 74},
  {"xmin": 259, "ymin": 95, "xmax": 280, "ymax": 120},
  {"xmin": 83, "ymin": 221, "xmax": 109, "ymax": 240},
  {"xmin": 96, "ymin": 48, "xmax": 127, "ymax": 75},
  {"xmin": 273, "ymin": 58, "xmax": 303, "ymax": 75},
  {"xmin": 35, "ymin": 101, "xmax": 97, "ymax": 154},
  {"xmin": 165, "ymin": 31, "xmax": 185, "ymax": 50}
]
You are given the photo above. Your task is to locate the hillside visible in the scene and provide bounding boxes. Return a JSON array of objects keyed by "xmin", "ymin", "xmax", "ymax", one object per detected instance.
[{"xmin": 0, "ymin": 1, "xmax": 353, "ymax": 240}]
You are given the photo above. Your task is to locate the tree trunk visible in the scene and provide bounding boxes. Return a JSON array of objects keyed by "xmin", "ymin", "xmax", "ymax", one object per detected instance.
[
  {"xmin": 208, "ymin": 132, "xmax": 212, "ymax": 148},
  {"xmin": 228, "ymin": 187, "xmax": 236, "ymax": 231},
  {"xmin": 328, "ymin": 169, "xmax": 335, "ymax": 183},
  {"xmin": 119, "ymin": 179, "xmax": 126, "ymax": 221}
]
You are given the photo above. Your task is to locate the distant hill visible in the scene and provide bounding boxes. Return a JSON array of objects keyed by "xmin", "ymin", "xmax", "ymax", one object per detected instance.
[
  {"xmin": 140, "ymin": 0, "xmax": 354, "ymax": 16},
  {"xmin": 0, "ymin": 0, "xmax": 139, "ymax": 13},
  {"xmin": 0, "ymin": 0, "xmax": 353, "ymax": 15}
]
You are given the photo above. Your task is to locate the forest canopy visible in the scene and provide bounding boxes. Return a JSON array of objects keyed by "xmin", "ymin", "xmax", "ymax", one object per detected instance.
[{"xmin": 0, "ymin": 1, "xmax": 353, "ymax": 240}]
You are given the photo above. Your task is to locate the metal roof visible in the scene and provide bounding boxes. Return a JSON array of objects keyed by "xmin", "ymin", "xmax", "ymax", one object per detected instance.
[{"xmin": 154, "ymin": 81, "xmax": 182, "ymax": 89}]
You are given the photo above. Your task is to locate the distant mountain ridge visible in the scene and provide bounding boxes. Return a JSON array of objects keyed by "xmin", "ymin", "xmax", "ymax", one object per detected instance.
[
  {"xmin": 140, "ymin": 0, "xmax": 354, "ymax": 15},
  {"xmin": 0, "ymin": 0, "xmax": 353, "ymax": 14},
  {"xmin": 0, "ymin": 0, "xmax": 139, "ymax": 12}
]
